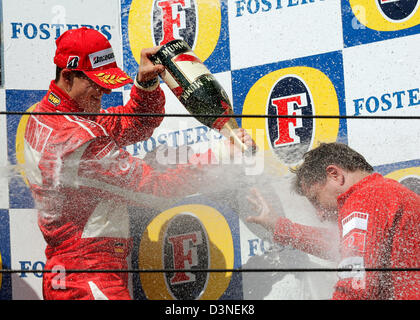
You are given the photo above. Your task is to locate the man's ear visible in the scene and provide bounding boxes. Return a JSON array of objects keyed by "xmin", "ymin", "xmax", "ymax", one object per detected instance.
[
  {"xmin": 58, "ymin": 69, "xmax": 74, "ymax": 93},
  {"xmin": 61, "ymin": 69, "xmax": 73, "ymax": 85},
  {"xmin": 326, "ymin": 165, "xmax": 345, "ymax": 185}
]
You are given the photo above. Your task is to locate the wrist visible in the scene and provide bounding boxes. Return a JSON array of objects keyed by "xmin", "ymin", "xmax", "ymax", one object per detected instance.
[{"xmin": 134, "ymin": 75, "xmax": 159, "ymax": 91}]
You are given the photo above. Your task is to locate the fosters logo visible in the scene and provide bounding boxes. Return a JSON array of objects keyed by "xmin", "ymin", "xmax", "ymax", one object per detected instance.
[
  {"xmin": 122, "ymin": 0, "xmax": 228, "ymax": 75},
  {"xmin": 239, "ymin": 57, "xmax": 344, "ymax": 165},
  {"xmin": 138, "ymin": 203, "xmax": 236, "ymax": 300},
  {"xmin": 345, "ymin": 0, "xmax": 420, "ymax": 46},
  {"xmin": 376, "ymin": 0, "xmax": 420, "ymax": 23},
  {"xmin": 351, "ymin": 0, "xmax": 420, "ymax": 29}
]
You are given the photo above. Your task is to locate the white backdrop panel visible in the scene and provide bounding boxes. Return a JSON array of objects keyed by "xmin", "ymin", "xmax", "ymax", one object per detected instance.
[
  {"xmin": 228, "ymin": 0, "xmax": 343, "ymax": 70},
  {"xmin": 343, "ymin": 33, "xmax": 420, "ymax": 166}
]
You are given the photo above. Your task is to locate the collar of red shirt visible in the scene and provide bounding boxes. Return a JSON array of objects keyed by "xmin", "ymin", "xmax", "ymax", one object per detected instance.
[
  {"xmin": 337, "ymin": 172, "xmax": 382, "ymax": 209},
  {"xmin": 46, "ymin": 80, "xmax": 82, "ymax": 113}
]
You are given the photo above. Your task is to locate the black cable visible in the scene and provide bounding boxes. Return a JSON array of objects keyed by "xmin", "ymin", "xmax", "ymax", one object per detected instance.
[
  {"xmin": 1, "ymin": 111, "xmax": 420, "ymax": 119},
  {"xmin": 1, "ymin": 268, "xmax": 419, "ymax": 274}
]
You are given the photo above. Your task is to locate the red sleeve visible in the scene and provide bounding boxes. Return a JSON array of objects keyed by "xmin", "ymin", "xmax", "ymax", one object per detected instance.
[
  {"xmin": 390, "ymin": 197, "xmax": 420, "ymax": 300},
  {"xmin": 96, "ymin": 85, "xmax": 166, "ymax": 147},
  {"xmin": 273, "ymin": 217, "xmax": 339, "ymax": 261},
  {"xmin": 332, "ymin": 181, "xmax": 420, "ymax": 300},
  {"xmin": 76, "ymin": 137, "xmax": 204, "ymax": 205}
]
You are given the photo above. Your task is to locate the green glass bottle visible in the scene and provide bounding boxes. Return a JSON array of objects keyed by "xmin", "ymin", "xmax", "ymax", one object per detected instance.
[{"xmin": 151, "ymin": 39, "xmax": 256, "ymax": 154}]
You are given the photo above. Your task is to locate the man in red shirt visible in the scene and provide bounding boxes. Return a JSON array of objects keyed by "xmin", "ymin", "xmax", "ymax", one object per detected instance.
[
  {"xmin": 23, "ymin": 27, "xmax": 248, "ymax": 300},
  {"xmin": 247, "ymin": 142, "xmax": 420, "ymax": 299}
]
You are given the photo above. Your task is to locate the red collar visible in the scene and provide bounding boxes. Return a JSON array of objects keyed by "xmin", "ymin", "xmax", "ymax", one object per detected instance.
[
  {"xmin": 45, "ymin": 80, "xmax": 82, "ymax": 112},
  {"xmin": 337, "ymin": 173, "xmax": 382, "ymax": 209}
]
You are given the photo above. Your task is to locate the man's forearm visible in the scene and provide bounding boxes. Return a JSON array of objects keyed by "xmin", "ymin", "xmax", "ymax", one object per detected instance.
[{"xmin": 273, "ymin": 217, "xmax": 339, "ymax": 261}]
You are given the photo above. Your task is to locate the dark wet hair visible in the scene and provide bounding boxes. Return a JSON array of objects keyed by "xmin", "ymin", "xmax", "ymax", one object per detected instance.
[{"xmin": 291, "ymin": 142, "xmax": 374, "ymax": 195}]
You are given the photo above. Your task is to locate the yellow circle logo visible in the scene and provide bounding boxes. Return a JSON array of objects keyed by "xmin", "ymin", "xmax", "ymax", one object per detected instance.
[
  {"xmin": 385, "ymin": 166, "xmax": 420, "ymax": 194},
  {"xmin": 350, "ymin": 0, "xmax": 420, "ymax": 31},
  {"xmin": 242, "ymin": 67, "xmax": 340, "ymax": 166},
  {"xmin": 128, "ymin": 0, "xmax": 221, "ymax": 65},
  {"xmin": 138, "ymin": 203, "xmax": 234, "ymax": 300},
  {"xmin": 15, "ymin": 104, "xmax": 38, "ymax": 185}
]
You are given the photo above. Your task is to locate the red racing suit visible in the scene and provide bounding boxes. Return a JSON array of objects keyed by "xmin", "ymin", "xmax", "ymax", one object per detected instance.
[
  {"xmin": 273, "ymin": 173, "xmax": 420, "ymax": 299},
  {"xmin": 24, "ymin": 80, "xmax": 204, "ymax": 300}
]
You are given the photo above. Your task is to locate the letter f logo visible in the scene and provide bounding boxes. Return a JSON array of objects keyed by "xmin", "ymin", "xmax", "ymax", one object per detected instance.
[
  {"xmin": 168, "ymin": 232, "xmax": 202, "ymax": 284},
  {"xmin": 271, "ymin": 93, "xmax": 307, "ymax": 146},
  {"xmin": 157, "ymin": 0, "xmax": 190, "ymax": 45}
]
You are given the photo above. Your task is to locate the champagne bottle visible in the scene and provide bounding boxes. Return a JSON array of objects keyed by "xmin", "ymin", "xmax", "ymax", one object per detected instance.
[{"xmin": 150, "ymin": 39, "xmax": 257, "ymax": 155}]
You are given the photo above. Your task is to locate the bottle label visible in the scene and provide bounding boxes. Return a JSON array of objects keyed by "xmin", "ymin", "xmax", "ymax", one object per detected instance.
[
  {"xmin": 172, "ymin": 51, "xmax": 211, "ymax": 84},
  {"xmin": 160, "ymin": 70, "xmax": 183, "ymax": 97},
  {"xmin": 179, "ymin": 74, "xmax": 232, "ymax": 129},
  {"xmin": 157, "ymin": 40, "xmax": 190, "ymax": 59},
  {"xmin": 179, "ymin": 74, "xmax": 214, "ymax": 103}
]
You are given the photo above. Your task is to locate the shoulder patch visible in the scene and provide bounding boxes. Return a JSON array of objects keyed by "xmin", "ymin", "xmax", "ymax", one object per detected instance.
[
  {"xmin": 48, "ymin": 92, "xmax": 61, "ymax": 106},
  {"xmin": 342, "ymin": 212, "xmax": 369, "ymax": 237}
]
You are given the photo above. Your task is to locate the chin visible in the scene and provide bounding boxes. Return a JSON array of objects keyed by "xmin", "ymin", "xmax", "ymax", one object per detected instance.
[{"xmin": 87, "ymin": 102, "xmax": 102, "ymax": 113}]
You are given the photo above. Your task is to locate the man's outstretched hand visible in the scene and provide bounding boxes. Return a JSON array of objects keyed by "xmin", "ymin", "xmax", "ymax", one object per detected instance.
[{"xmin": 246, "ymin": 188, "xmax": 279, "ymax": 234}]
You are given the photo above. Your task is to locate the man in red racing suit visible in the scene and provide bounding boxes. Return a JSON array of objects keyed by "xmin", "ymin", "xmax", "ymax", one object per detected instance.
[
  {"xmin": 23, "ymin": 27, "xmax": 215, "ymax": 300},
  {"xmin": 248, "ymin": 143, "xmax": 420, "ymax": 300}
]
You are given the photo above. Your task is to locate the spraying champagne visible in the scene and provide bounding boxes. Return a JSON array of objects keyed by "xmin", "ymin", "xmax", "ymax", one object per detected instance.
[{"xmin": 150, "ymin": 39, "xmax": 257, "ymax": 155}]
